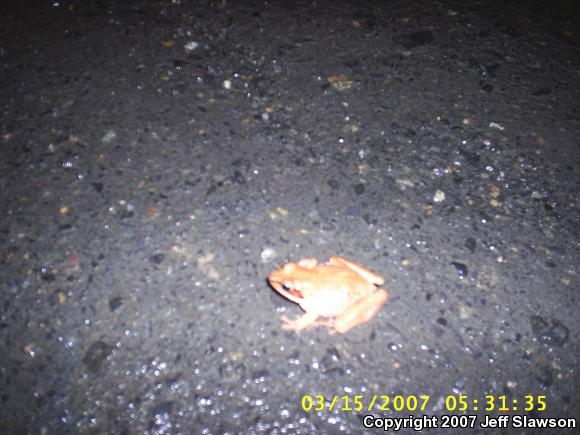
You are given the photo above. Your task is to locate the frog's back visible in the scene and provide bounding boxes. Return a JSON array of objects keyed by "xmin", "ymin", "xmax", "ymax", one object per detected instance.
[{"xmin": 316, "ymin": 265, "xmax": 375, "ymax": 293}]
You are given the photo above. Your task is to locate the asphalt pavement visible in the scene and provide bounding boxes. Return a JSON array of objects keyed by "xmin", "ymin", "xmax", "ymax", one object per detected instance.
[{"xmin": 1, "ymin": 0, "xmax": 579, "ymax": 433}]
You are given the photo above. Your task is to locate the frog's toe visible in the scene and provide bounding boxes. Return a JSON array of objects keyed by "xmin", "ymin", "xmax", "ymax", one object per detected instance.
[{"xmin": 280, "ymin": 315, "xmax": 297, "ymax": 330}]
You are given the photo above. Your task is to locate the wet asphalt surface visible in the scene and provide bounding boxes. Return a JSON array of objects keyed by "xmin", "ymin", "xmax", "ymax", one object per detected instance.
[{"xmin": 1, "ymin": 0, "xmax": 579, "ymax": 433}]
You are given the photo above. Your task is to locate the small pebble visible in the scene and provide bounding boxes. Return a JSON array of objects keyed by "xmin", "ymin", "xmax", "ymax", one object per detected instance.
[
  {"xmin": 327, "ymin": 74, "xmax": 353, "ymax": 91},
  {"xmin": 458, "ymin": 303, "xmax": 471, "ymax": 320},
  {"xmin": 22, "ymin": 343, "xmax": 37, "ymax": 357},
  {"xmin": 101, "ymin": 129, "xmax": 117, "ymax": 143},
  {"xmin": 433, "ymin": 190, "xmax": 446, "ymax": 202},
  {"xmin": 184, "ymin": 41, "xmax": 199, "ymax": 52},
  {"xmin": 160, "ymin": 39, "xmax": 176, "ymax": 48},
  {"xmin": 261, "ymin": 247, "xmax": 277, "ymax": 263},
  {"xmin": 531, "ymin": 191, "xmax": 545, "ymax": 199}
]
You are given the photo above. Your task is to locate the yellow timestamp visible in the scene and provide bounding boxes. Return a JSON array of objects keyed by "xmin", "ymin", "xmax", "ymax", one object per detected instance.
[
  {"xmin": 302, "ymin": 395, "xmax": 430, "ymax": 412},
  {"xmin": 301, "ymin": 395, "xmax": 548, "ymax": 413},
  {"xmin": 445, "ymin": 395, "xmax": 547, "ymax": 412}
]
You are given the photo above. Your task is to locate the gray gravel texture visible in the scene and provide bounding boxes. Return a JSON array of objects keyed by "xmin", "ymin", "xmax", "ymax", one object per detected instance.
[{"xmin": 1, "ymin": 0, "xmax": 579, "ymax": 433}]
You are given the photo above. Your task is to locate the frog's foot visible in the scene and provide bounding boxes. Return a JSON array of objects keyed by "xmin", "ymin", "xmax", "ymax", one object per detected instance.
[
  {"xmin": 310, "ymin": 318, "xmax": 338, "ymax": 335},
  {"xmin": 281, "ymin": 315, "xmax": 338, "ymax": 334},
  {"xmin": 296, "ymin": 258, "xmax": 319, "ymax": 269},
  {"xmin": 280, "ymin": 312, "xmax": 319, "ymax": 332}
]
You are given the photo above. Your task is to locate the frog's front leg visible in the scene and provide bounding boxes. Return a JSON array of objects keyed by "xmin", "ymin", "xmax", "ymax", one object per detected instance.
[
  {"xmin": 328, "ymin": 256, "xmax": 384, "ymax": 286},
  {"xmin": 333, "ymin": 289, "xmax": 388, "ymax": 333}
]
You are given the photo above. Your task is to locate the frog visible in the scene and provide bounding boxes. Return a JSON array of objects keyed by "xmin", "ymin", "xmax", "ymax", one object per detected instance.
[{"xmin": 268, "ymin": 256, "xmax": 388, "ymax": 333}]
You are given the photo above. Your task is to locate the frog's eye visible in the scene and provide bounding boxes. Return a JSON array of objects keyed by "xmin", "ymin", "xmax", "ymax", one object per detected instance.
[{"xmin": 282, "ymin": 282, "xmax": 293, "ymax": 291}]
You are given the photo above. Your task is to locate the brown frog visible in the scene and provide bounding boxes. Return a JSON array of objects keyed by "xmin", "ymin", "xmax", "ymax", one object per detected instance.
[{"xmin": 268, "ymin": 256, "xmax": 388, "ymax": 333}]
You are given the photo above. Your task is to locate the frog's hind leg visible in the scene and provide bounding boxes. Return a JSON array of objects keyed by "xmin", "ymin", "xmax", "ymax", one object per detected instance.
[
  {"xmin": 328, "ymin": 256, "xmax": 384, "ymax": 286},
  {"xmin": 333, "ymin": 289, "xmax": 388, "ymax": 334}
]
